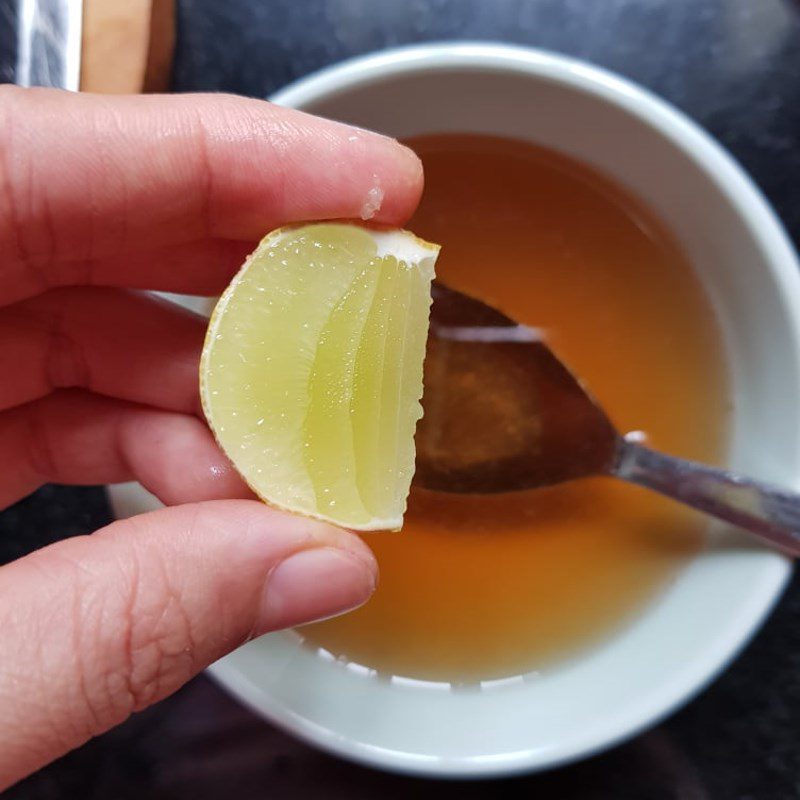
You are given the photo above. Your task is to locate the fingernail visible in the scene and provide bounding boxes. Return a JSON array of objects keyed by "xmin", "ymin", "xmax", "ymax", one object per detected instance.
[
  {"xmin": 256, "ymin": 547, "xmax": 377, "ymax": 634},
  {"xmin": 368, "ymin": 132, "xmax": 422, "ymax": 181},
  {"xmin": 395, "ymin": 142, "xmax": 424, "ymax": 182}
]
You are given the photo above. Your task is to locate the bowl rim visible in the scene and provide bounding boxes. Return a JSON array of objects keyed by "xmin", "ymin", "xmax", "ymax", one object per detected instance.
[{"xmin": 205, "ymin": 42, "xmax": 800, "ymax": 777}]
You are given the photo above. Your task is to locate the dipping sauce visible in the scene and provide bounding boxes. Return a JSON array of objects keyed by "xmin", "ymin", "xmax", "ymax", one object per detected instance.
[{"xmin": 301, "ymin": 133, "xmax": 731, "ymax": 682}]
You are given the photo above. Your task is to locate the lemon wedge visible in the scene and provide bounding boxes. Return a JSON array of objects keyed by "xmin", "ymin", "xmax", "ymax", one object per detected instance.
[{"xmin": 200, "ymin": 223, "xmax": 439, "ymax": 531}]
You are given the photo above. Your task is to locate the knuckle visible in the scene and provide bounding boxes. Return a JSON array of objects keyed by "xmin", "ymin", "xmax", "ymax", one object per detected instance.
[
  {"xmin": 43, "ymin": 293, "xmax": 92, "ymax": 390},
  {"xmin": 20, "ymin": 546, "xmax": 126, "ymax": 744},
  {"xmin": 119, "ymin": 544, "xmax": 199, "ymax": 712},
  {"xmin": 35, "ymin": 535, "xmax": 200, "ymax": 737},
  {"xmin": 0, "ymin": 86, "xmax": 56, "ymax": 291}
]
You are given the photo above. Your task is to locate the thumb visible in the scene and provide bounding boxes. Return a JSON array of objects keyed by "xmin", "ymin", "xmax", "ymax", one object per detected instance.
[{"xmin": 0, "ymin": 500, "xmax": 376, "ymax": 789}]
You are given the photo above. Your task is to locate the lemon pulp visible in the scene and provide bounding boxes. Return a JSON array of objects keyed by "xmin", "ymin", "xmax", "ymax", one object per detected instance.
[{"xmin": 200, "ymin": 223, "xmax": 439, "ymax": 530}]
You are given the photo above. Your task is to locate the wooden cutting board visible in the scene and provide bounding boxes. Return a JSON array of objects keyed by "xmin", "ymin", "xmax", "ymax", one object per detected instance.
[{"xmin": 80, "ymin": 0, "xmax": 175, "ymax": 93}]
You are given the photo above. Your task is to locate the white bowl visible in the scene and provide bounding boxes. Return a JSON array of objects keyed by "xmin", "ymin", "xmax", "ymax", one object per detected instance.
[{"xmin": 108, "ymin": 43, "xmax": 800, "ymax": 778}]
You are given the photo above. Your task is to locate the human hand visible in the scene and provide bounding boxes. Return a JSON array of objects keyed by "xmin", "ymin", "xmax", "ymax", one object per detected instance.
[{"xmin": 0, "ymin": 87, "xmax": 423, "ymax": 789}]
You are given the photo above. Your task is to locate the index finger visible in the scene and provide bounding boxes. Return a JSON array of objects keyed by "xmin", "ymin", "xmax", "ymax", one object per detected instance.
[{"xmin": 0, "ymin": 88, "xmax": 423, "ymax": 303}]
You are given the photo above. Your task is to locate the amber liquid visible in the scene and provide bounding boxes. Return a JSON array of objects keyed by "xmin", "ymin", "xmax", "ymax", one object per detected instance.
[{"xmin": 302, "ymin": 134, "xmax": 731, "ymax": 681}]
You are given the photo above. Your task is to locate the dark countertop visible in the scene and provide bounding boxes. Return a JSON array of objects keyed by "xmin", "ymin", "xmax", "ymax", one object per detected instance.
[{"xmin": 1, "ymin": 0, "xmax": 799, "ymax": 797}]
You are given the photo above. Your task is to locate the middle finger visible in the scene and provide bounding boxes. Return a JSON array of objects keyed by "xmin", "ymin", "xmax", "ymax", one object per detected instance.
[{"xmin": 1, "ymin": 287, "xmax": 206, "ymax": 414}]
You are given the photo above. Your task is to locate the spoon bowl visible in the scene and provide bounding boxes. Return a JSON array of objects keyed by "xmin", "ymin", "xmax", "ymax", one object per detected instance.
[
  {"xmin": 416, "ymin": 282, "xmax": 617, "ymax": 492},
  {"xmin": 416, "ymin": 282, "xmax": 800, "ymax": 556}
]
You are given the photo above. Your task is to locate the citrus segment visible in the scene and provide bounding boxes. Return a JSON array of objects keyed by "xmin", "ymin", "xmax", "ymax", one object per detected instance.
[{"xmin": 200, "ymin": 223, "xmax": 439, "ymax": 530}]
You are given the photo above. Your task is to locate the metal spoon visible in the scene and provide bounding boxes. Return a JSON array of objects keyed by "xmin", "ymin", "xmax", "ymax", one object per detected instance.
[{"xmin": 413, "ymin": 282, "xmax": 800, "ymax": 556}]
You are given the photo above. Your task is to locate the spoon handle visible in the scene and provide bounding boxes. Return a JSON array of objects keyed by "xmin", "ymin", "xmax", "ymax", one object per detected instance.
[{"xmin": 613, "ymin": 438, "xmax": 800, "ymax": 556}]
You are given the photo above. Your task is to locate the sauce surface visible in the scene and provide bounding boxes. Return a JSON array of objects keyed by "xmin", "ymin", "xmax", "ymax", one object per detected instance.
[{"xmin": 301, "ymin": 134, "xmax": 730, "ymax": 681}]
